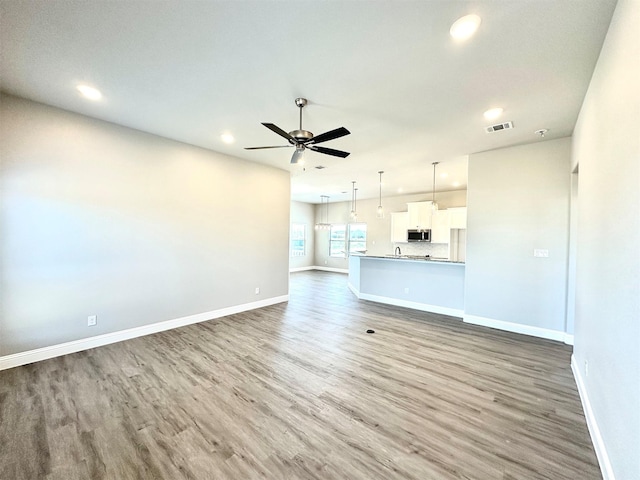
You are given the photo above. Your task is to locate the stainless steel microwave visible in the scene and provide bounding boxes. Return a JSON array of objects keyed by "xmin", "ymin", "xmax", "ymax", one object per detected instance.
[{"xmin": 407, "ymin": 229, "xmax": 431, "ymax": 242}]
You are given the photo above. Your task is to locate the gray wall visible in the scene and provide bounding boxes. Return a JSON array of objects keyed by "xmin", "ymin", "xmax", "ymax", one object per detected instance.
[
  {"xmin": 465, "ymin": 138, "xmax": 571, "ymax": 334},
  {"xmin": 314, "ymin": 190, "xmax": 467, "ymax": 269},
  {"xmin": 572, "ymin": 0, "xmax": 640, "ymax": 477},
  {"xmin": 289, "ymin": 201, "xmax": 315, "ymax": 270},
  {"xmin": 0, "ymin": 94, "xmax": 291, "ymax": 356}
]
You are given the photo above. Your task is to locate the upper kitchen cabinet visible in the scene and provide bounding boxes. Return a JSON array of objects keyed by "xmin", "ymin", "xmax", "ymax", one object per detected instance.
[
  {"xmin": 431, "ymin": 209, "xmax": 451, "ymax": 243},
  {"xmin": 407, "ymin": 201, "xmax": 433, "ymax": 230},
  {"xmin": 448, "ymin": 207, "xmax": 467, "ymax": 229},
  {"xmin": 391, "ymin": 211, "xmax": 409, "ymax": 243}
]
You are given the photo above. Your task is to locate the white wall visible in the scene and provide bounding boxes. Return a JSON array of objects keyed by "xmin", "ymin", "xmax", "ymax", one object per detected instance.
[
  {"xmin": 289, "ymin": 201, "xmax": 315, "ymax": 270},
  {"xmin": 0, "ymin": 94, "xmax": 291, "ymax": 357},
  {"xmin": 571, "ymin": 0, "xmax": 640, "ymax": 477},
  {"xmin": 314, "ymin": 190, "xmax": 466, "ymax": 269},
  {"xmin": 465, "ymin": 138, "xmax": 572, "ymax": 337},
  {"xmin": 565, "ymin": 172, "xmax": 579, "ymax": 336}
]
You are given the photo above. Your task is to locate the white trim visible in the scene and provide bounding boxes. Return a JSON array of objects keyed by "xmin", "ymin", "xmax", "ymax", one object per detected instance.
[
  {"xmin": 358, "ymin": 292, "xmax": 464, "ymax": 318},
  {"xmin": 0, "ymin": 295, "xmax": 289, "ymax": 371},
  {"xmin": 563, "ymin": 333, "xmax": 574, "ymax": 346},
  {"xmin": 463, "ymin": 314, "xmax": 566, "ymax": 342},
  {"xmin": 571, "ymin": 355, "xmax": 616, "ymax": 480},
  {"xmin": 289, "ymin": 266, "xmax": 349, "ymax": 274},
  {"xmin": 289, "ymin": 266, "xmax": 315, "ymax": 272},
  {"xmin": 347, "ymin": 282, "xmax": 359, "ymax": 297},
  {"xmin": 313, "ymin": 266, "xmax": 348, "ymax": 274}
]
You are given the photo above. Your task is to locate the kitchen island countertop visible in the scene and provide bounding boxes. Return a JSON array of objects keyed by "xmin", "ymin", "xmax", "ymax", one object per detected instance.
[{"xmin": 354, "ymin": 254, "xmax": 464, "ymax": 265}]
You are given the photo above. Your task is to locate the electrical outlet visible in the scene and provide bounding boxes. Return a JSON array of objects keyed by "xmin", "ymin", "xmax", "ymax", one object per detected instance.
[
  {"xmin": 404, "ymin": 287, "xmax": 409, "ymax": 294},
  {"xmin": 585, "ymin": 360, "xmax": 589, "ymax": 377},
  {"xmin": 324, "ymin": 260, "xmax": 328, "ymax": 265},
  {"xmin": 87, "ymin": 315, "xmax": 97, "ymax": 327},
  {"xmin": 534, "ymin": 249, "xmax": 549, "ymax": 258},
  {"xmin": 255, "ymin": 287, "xmax": 260, "ymax": 295}
]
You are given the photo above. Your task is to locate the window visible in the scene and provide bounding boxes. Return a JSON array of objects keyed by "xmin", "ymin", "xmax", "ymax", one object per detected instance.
[
  {"xmin": 329, "ymin": 223, "xmax": 367, "ymax": 257},
  {"xmin": 348, "ymin": 223, "xmax": 367, "ymax": 254},
  {"xmin": 290, "ymin": 223, "xmax": 306, "ymax": 257},
  {"xmin": 329, "ymin": 224, "xmax": 347, "ymax": 257}
]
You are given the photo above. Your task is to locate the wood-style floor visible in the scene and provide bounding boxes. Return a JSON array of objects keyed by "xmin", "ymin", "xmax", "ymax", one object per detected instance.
[{"xmin": 0, "ymin": 271, "xmax": 600, "ymax": 480}]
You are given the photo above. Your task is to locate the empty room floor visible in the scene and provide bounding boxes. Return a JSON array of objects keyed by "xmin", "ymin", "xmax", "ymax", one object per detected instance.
[{"xmin": 0, "ymin": 270, "xmax": 600, "ymax": 479}]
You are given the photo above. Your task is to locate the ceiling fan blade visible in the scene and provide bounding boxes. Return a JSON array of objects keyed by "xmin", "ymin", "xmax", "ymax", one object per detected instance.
[
  {"xmin": 262, "ymin": 123, "xmax": 296, "ymax": 142},
  {"xmin": 244, "ymin": 145, "xmax": 292, "ymax": 150},
  {"xmin": 307, "ymin": 145, "xmax": 350, "ymax": 158},
  {"xmin": 307, "ymin": 127, "xmax": 350, "ymax": 145}
]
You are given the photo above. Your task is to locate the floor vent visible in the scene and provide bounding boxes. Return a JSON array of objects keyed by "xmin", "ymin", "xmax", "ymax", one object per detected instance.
[{"xmin": 485, "ymin": 121, "xmax": 514, "ymax": 133}]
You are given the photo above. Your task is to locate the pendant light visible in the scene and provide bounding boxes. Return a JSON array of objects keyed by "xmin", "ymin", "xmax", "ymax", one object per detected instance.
[
  {"xmin": 350, "ymin": 181, "xmax": 358, "ymax": 220},
  {"xmin": 315, "ymin": 195, "xmax": 331, "ymax": 230},
  {"xmin": 376, "ymin": 171, "xmax": 384, "ymax": 218},
  {"xmin": 431, "ymin": 162, "xmax": 440, "ymax": 213}
]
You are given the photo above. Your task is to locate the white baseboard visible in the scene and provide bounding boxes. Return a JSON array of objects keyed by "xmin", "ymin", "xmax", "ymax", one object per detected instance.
[
  {"xmin": 347, "ymin": 282, "xmax": 359, "ymax": 297},
  {"xmin": 289, "ymin": 266, "xmax": 348, "ymax": 274},
  {"xmin": 312, "ymin": 266, "xmax": 348, "ymax": 274},
  {"xmin": 0, "ymin": 295, "xmax": 289, "ymax": 371},
  {"xmin": 357, "ymin": 292, "xmax": 464, "ymax": 318},
  {"xmin": 563, "ymin": 333, "xmax": 575, "ymax": 346},
  {"xmin": 571, "ymin": 355, "xmax": 616, "ymax": 480},
  {"xmin": 463, "ymin": 314, "xmax": 566, "ymax": 342}
]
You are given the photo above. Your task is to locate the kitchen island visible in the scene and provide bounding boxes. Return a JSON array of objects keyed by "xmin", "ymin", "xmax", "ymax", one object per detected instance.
[{"xmin": 348, "ymin": 255, "xmax": 465, "ymax": 317}]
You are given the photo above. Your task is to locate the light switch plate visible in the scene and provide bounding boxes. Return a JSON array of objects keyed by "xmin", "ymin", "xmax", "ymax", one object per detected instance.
[{"xmin": 534, "ymin": 249, "xmax": 549, "ymax": 258}]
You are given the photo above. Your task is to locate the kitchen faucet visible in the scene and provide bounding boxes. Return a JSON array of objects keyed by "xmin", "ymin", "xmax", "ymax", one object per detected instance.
[{"xmin": 395, "ymin": 246, "xmax": 401, "ymax": 256}]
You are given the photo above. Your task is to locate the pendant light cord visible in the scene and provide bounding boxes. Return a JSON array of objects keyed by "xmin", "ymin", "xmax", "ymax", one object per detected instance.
[
  {"xmin": 354, "ymin": 188, "xmax": 358, "ymax": 215},
  {"xmin": 432, "ymin": 162, "xmax": 439, "ymax": 205}
]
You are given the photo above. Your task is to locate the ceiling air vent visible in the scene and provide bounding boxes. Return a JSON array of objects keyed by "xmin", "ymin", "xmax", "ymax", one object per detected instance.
[
  {"xmin": 315, "ymin": 165, "xmax": 326, "ymax": 169},
  {"xmin": 485, "ymin": 121, "xmax": 514, "ymax": 133}
]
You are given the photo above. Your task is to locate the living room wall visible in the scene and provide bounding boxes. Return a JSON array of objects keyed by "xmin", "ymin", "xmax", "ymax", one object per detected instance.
[{"xmin": 0, "ymin": 94, "xmax": 291, "ymax": 358}]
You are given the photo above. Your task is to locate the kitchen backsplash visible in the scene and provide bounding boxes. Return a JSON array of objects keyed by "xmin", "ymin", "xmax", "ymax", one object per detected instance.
[{"xmin": 393, "ymin": 242, "xmax": 450, "ymax": 258}]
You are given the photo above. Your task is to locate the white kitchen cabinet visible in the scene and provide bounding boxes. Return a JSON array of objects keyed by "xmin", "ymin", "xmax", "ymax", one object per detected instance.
[
  {"xmin": 448, "ymin": 207, "xmax": 467, "ymax": 229},
  {"xmin": 407, "ymin": 201, "xmax": 433, "ymax": 229},
  {"xmin": 431, "ymin": 209, "xmax": 451, "ymax": 243},
  {"xmin": 390, "ymin": 211, "xmax": 409, "ymax": 243}
]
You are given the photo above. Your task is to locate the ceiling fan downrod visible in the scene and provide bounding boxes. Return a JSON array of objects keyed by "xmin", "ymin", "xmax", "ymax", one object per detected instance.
[{"xmin": 291, "ymin": 98, "xmax": 313, "ymax": 143}]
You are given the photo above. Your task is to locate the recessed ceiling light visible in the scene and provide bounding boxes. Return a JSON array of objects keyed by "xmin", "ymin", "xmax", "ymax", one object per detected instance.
[
  {"xmin": 220, "ymin": 132, "xmax": 234, "ymax": 144},
  {"xmin": 483, "ymin": 107, "xmax": 503, "ymax": 120},
  {"xmin": 440, "ymin": 172, "xmax": 449, "ymax": 178},
  {"xmin": 450, "ymin": 14, "xmax": 481, "ymax": 41},
  {"xmin": 397, "ymin": 187, "xmax": 404, "ymax": 193},
  {"xmin": 452, "ymin": 181, "xmax": 461, "ymax": 187},
  {"xmin": 76, "ymin": 84, "xmax": 102, "ymax": 101}
]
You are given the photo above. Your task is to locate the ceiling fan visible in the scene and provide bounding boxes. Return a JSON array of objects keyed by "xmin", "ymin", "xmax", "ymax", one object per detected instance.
[{"xmin": 245, "ymin": 98, "xmax": 350, "ymax": 164}]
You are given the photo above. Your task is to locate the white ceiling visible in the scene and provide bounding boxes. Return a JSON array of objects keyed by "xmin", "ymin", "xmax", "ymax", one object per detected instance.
[{"xmin": 0, "ymin": 1, "xmax": 616, "ymax": 204}]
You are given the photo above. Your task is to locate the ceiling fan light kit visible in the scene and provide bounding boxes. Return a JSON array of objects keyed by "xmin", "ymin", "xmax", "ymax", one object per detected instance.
[{"xmin": 245, "ymin": 98, "xmax": 351, "ymax": 164}]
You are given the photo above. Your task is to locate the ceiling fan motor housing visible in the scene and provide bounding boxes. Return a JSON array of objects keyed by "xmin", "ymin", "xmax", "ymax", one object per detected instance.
[{"xmin": 289, "ymin": 129, "xmax": 314, "ymax": 143}]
